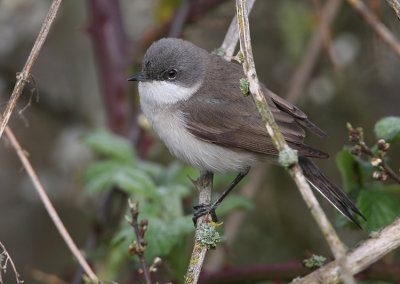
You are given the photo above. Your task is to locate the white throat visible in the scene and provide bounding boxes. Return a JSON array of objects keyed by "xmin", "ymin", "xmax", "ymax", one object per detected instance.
[{"xmin": 138, "ymin": 80, "xmax": 200, "ymax": 105}]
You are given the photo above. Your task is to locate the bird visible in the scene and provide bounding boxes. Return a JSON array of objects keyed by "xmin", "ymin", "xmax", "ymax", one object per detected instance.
[{"xmin": 128, "ymin": 37, "xmax": 364, "ymax": 227}]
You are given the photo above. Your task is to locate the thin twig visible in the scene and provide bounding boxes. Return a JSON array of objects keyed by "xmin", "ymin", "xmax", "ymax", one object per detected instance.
[
  {"xmin": 347, "ymin": 124, "xmax": 400, "ymax": 184},
  {"xmin": 0, "ymin": 242, "xmax": 23, "ymax": 284},
  {"xmin": 0, "ymin": 0, "xmax": 62, "ymax": 140},
  {"xmin": 184, "ymin": 172, "xmax": 214, "ymax": 284},
  {"xmin": 127, "ymin": 201, "xmax": 152, "ymax": 284},
  {"xmin": 292, "ymin": 218, "xmax": 400, "ymax": 283},
  {"xmin": 235, "ymin": 1, "xmax": 354, "ymax": 283},
  {"xmin": 220, "ymin": 0, "xmax": 256, "ymax": 60},
  {"xmin": 386, "ymin": 0, "xmax": 400, "ymax": 20},
  {"xmin": 346, "ymin": 0, "xmax": 400, "ymax": 57},
  {"xmin": 4, "ymin": 126, "xmax": 99, "ymax": 283},
  {"xmin": 285, "ymin": 0, "xmax": 342, "ymax": 103}
]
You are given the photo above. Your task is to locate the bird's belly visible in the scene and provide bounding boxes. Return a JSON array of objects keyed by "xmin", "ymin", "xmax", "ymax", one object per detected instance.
[{"xmin": 141, "ymin": 103, "xmax": 258, "ymax": 173}]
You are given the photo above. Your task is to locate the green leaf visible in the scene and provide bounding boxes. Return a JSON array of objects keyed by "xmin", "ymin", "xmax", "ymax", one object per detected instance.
[
  {"xmin": 357, "ymin": 184, "xmax": 400, "ymax": 233},
  {"xmin": 278, "ymin": 2, "xmax": 315, "ymax": 61},
  {"xmin": 374, "ymin": 116, "xmax": 400, "ymax": 143},
  {"xmin": 114, "ymin": 215, "xmax": 194, "ymax": 261},
  {"xmin": 336, "ymin": 148, "xmax": 363, "ymax": 192},
  {"xmin": 82, "ymin": 130, "xmax": 134, "ymax": 162},
  {"xmin": 84, "ymin": 161, "xmax": 157, "ymax": 198}
]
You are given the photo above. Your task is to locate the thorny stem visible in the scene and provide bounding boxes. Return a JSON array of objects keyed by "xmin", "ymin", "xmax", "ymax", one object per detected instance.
[
  {"xmin": 235, "ymin": 0, "xmax": 354, "ymax": 283},
  {"xmin": 0, "ymin": 0, "xmax": 62, "ymax": 140},
  {"xmin": 0, "ymin": 242, "xmax": 23, "ymax": 284},
  {"xmin": 127, "ymin": 201, "xmax": 152, "ymax": 284},
  {"xmin": 4, "ymin": 127, "xmax": 99, "ymax": 283}
]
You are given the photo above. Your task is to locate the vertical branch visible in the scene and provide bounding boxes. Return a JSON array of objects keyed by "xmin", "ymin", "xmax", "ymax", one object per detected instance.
[
  {"xmin": 235, "ymin": 1, "xmax": 355, "ymax": 283},
  {"xmin": 220, "ymin": 0, "xmax": 256, "ymax": 60},
  {"xmin": 87, "ymin": 0, "xmax": 132, "ymax": 136},
  {"xmin": 0, "ymin": 0, "xmax": 63, "ymax": 140},
  {"xmin": 184, "ymin": 172, "xmax": 214, "ymax": 284},
  {"xmin": 5, "ymin": 127, "xmax": 99, "ymax": 283}
]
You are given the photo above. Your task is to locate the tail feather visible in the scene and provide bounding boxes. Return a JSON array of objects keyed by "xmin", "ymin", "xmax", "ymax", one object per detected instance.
[{"xmin": 299, "ymin": 157, "xmax": 365, "ymax": 228}]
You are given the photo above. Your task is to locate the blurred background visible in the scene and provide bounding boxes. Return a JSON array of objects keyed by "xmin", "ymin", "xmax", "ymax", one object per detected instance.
[{"xmin": 1, "ymin": 0, "xmax": 400, "ymax": 283}]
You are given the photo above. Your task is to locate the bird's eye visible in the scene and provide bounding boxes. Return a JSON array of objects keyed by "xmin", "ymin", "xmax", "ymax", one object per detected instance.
[{"xmin": 167, "ymin": 69, "xmax": 177, "ymax": 79}]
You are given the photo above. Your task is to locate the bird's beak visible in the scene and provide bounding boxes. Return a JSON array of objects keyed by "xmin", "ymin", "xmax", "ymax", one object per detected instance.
[{"xmin": 127, "ymin": 72, "xmax": 148, "ymax": 82}]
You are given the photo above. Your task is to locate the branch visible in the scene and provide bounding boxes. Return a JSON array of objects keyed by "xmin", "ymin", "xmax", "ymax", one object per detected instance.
[
  {"xmin": 293, "ymin": 218, "xmax": 400, "ymax": 283},
  {"xmin": 184, "ymin": 172, "xmax": 214, "ymax": 284},
  {"xmin": 4, "ymin": 127, "xmax": 99, "ymax": 283},
  {"xmin": 220, "ymin": 0, "xmax": 256, "ymax": 60},
  {"xmin": 346, "ymin": 0, "xmax": 400, "ymax": 57},
  {"xmin": 235, "ymin": 1, "xmax": 354, "ymax": 283},
  {"xmin": 285, "ymin": 0, "xmax": 342, "ymax": 102},
  {"xmin": 126, "ymin": 200, "xmax": 152, "ymax": 284},
  {"xmin": 201, "ymin": 260, "xmax": 400, "ymax": 283},
  {"xmin": 0, "ymin": 0, "xmax": 62, "ymax": 140},
  {"xmin": 0, "ymin": 242, "xmax": 23, "ymax": 284},
  {"xmin": 87, "ymin": 0, "xmax": 132, "ymax": 136},
  {"xmin": 386, "ymin": 0, "xmax": 400, "ymax": 21}
]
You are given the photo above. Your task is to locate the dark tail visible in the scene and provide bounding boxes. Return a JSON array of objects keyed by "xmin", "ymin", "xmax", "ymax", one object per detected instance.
[{"xmin": 299, "ymin": 157, "xmax": 365, "ymax": 228}]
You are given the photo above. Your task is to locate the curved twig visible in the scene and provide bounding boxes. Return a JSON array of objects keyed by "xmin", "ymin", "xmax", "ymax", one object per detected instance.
[
  {"xmin": 5, "ymin": 127, "xmax": 99, "ymax": 283},
  {"xmin": 0, "ymin": 0, "xmax": 62, "ymax": 140}
]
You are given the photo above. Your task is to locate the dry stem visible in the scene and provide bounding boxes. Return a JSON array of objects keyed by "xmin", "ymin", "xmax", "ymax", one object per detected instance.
[
  {"xmin": 220, "ymin": 0, "xmax": 256, "ymax": 60},
  {"xmin": 346, "ymin": 0, "xmax": 400, "ymax": 57},
  {"xmin": 0, "ymin": 242, "xmax": 23, "ymax": 284},
  {"xmin": 235, "ymin": 0, "xmax": 354, "ymax": 283},
  {"xmin": 184, "ymin": 172, "xmax": 214, "ymax": 284},
  {"xmin": 5, "ymin": 127, "xmax": 99, "ymax": 283},
  {"xmin": 0, "ymin": 0, "xmax": 62, "ymax": 140},
  {"xmin": 386, "ymin": 0, "xmax": 400, "ymax": 20},
  {"xmin": 292, "ymin": 218, "xmax": 400, "ymax": 283}
]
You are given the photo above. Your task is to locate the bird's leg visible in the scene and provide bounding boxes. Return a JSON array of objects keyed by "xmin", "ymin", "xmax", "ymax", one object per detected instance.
[{"xmin": 193, "ymin": 169, "xmax": 249, "ymax": 224}]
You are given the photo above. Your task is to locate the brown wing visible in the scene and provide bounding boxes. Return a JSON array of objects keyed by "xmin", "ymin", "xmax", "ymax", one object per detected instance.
[{"xmin": 179, "ymin": 55, "xmax": 328, "ymax": 159}]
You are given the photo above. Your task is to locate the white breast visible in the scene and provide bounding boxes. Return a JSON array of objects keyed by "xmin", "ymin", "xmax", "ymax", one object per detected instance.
[{"xmin": 138, "ymin": 81, "xmax": 259, "ymax": 173}]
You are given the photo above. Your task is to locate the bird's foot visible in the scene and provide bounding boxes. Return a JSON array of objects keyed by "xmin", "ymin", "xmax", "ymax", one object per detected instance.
[{"xmin": 192, "ymin": 203, "xmax": 218, "ymax": 225}]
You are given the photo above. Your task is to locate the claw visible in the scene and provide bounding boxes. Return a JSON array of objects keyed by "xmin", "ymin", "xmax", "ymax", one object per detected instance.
[{"xmin": 192, "ymin": 203, "xmax": 218, "ymax": 225}]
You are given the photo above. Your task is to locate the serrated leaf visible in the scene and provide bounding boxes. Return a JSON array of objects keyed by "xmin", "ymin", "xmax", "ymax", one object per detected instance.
[
  {"xmin": 374, "ymin": 116, "xmax": 400, "ymax": 143},
  {"xmin": 357, "ymin": 185, "xmax": 400, "ymax": 233},
  {"xmin": 84, "ymin": 161, "xmax": 157, "ymax": 198},
  {"xmin": 82, "ymin": 130, "xmax": 134, "ymax": 162}
]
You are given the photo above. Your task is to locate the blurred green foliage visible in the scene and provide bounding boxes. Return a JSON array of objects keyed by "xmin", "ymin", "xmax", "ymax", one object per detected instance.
[
  {"xmin": 336, "ymin": 117, "xmax": 400, "ymax": 233},
  {"xmin": 278, "ymin": 1, "xmax": 315, "ymax": 61},
  {"xmin": 81, "ymin": 130, "xmax": 252, "ymax": 282}
]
